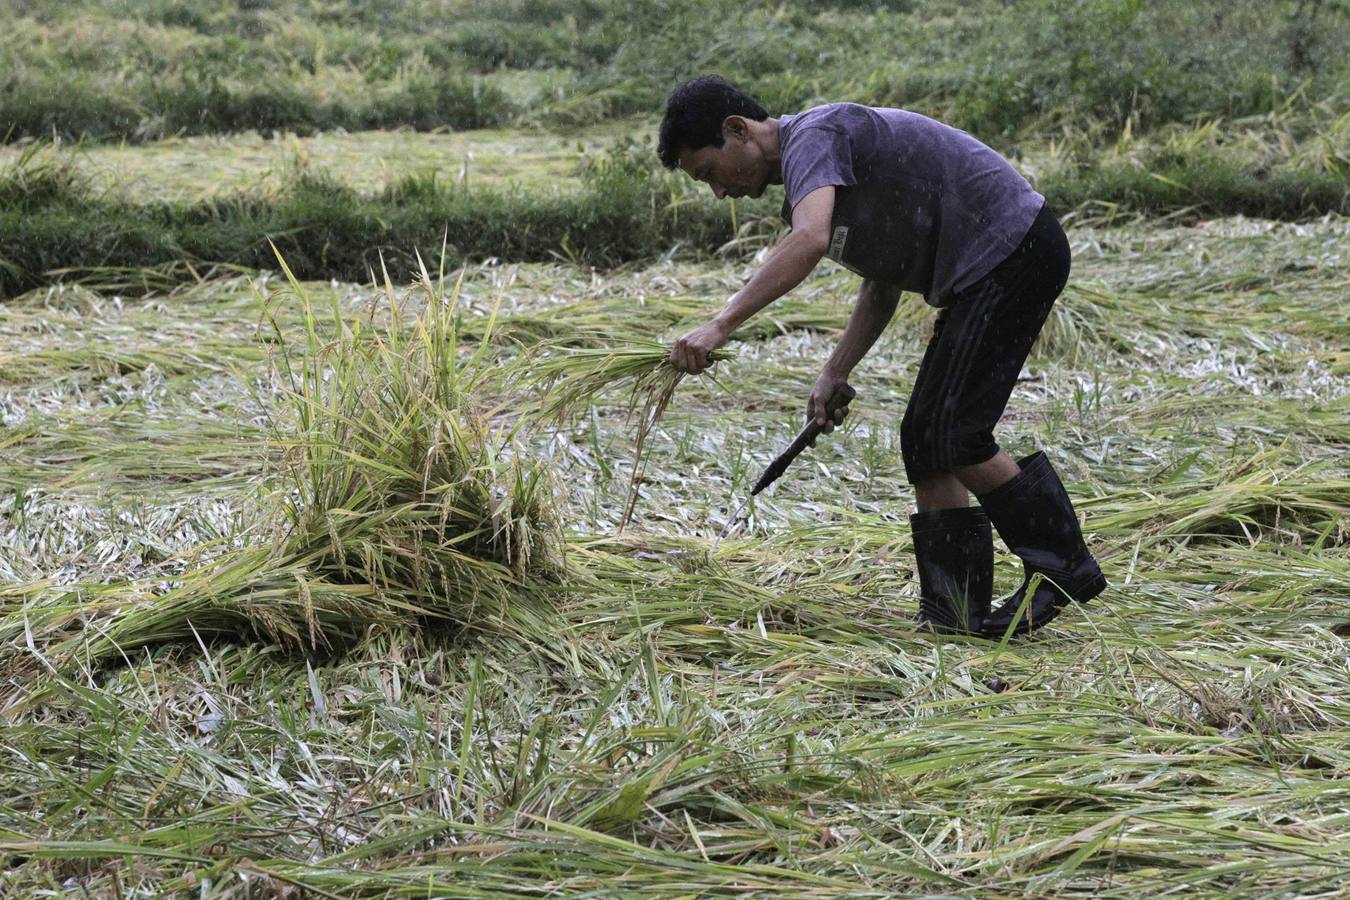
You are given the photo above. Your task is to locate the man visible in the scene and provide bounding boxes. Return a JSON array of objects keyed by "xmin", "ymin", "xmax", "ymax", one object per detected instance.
[{"xmin": 659, "ymin": 75, "xmax": 1105, "ymax": 637}]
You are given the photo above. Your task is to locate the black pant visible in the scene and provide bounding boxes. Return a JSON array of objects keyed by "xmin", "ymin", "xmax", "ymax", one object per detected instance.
[{"xmin": 900, "ymin": 204, "xmax": 1071, "ymax": 485}]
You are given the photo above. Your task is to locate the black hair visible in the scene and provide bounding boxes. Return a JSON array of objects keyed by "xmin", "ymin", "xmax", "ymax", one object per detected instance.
[{"xmin": 657, "ymin": 76, "xmax": 769, "ymax": 170}]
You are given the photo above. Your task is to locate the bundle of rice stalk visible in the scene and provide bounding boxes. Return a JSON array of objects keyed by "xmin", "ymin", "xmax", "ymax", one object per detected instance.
[
  {"xmin": 481, "ymin": 295, "xmax": 715, "ymax": 348},
  {"xmin": 49, "ymin": 252, "xmax": 563, "ymax": 669},
  {"xmin": 481, "ymin": 292, "xmax": 845, "ymax": 349},
  {"xmin": 528, "ymin": 340, "xmax": 733, "ymax": 529}
]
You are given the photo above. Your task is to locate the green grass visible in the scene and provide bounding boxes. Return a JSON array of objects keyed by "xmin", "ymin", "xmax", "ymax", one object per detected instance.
[
  {"xmin": 1, "ymin": 0, "xmax": 1345, "ymax": 143},
  {"xmin": 2, "ymin": 213, "xmax": 1347, "ymax": 894}
]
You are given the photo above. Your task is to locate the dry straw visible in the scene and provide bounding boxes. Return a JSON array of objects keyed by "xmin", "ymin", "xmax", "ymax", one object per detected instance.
[{"xmin": 32, "ymin": 250, "xmax": 564, "ymax": 668}]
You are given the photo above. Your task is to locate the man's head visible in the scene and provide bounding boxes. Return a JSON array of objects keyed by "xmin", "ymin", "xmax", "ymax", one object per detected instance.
[{"xmin": 658, "ymin": 76, "xmax": 777, "ymax": 200}]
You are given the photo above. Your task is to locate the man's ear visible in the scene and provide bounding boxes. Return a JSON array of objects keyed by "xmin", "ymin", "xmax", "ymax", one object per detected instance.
[{"xmin": 722, "ymin": 115, "xmax": 750, "ymax": 142}]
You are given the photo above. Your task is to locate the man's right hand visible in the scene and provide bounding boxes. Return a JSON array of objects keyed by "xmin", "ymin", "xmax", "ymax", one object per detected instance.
[
  {"xmin": 670, "ymin": 319, "xmax": 730, "ymax": 374},
  {"xmin": 807, "ymin": 369, "xmax": 853, "ymax": 432}
]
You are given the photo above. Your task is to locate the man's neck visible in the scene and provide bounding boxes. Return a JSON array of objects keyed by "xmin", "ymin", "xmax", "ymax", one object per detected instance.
[{"xmin": 754, "ymin": 117, "xmax": 783, "ymax": 184}]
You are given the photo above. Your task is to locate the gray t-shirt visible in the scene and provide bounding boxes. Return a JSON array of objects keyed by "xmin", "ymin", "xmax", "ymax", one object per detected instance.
[{"xmin": 779, "ymin": 103, "xmax": 1044, "ymax": 306}]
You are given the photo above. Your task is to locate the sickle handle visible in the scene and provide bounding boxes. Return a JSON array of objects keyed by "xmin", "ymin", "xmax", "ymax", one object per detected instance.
[{"xmin": 750, "ymin": 383, "xmax": 855, "ymax": 496}]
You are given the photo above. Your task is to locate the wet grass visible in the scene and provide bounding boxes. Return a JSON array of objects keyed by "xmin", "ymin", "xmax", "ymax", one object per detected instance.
[{"xmin": 1, "ymin": 213, "xmax": 1347, "ymax": 894}]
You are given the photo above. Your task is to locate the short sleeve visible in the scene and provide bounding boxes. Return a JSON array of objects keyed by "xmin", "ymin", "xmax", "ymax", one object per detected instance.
[{"xmin": 781, "ymin": 125, "xmax": 855, "ymax": 212}]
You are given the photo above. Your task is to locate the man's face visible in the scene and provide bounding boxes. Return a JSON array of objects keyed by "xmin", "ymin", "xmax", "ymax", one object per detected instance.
[{"xmin": 677, "ymin": 118, "xmax": 769, "ymax": 200}]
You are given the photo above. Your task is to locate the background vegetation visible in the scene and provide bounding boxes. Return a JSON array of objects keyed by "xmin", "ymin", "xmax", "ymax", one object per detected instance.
[
  {"xmin": 2, "ymin": 0, "xmax": 1348, "ymax": 295},
  {"xmin": 2, "ymin": 0, "xmax": 1346, "ymax": 142}
]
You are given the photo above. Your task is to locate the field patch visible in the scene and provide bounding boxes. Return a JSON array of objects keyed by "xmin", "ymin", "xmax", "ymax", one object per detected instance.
[
  {"xmin": 2, "ymin": 216, "xmax": 1348, "ymax": 894},
  {"xmin": 0, "ymin": 126, "xmax": 627, "ymax": 202}
]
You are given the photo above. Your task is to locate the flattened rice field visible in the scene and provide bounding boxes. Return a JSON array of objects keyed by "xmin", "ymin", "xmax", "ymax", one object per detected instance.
[{"xmin": 2, "ymin": 161, "xmax": 1348, "ymax": 893}]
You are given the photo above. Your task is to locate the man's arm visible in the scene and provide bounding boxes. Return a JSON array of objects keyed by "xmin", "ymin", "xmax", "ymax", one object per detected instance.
[
  {"xmin": 808, "ymin": 278, "xmax": 901, "ymax": 429},
  {"xmin": 670, "ymin": 186, "xmax": 835, "ymax": 374}
]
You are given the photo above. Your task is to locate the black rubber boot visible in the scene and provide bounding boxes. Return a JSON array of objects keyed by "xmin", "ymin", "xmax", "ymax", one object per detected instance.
[
  {"xmin": 978, "ymin": 452, "xmax": 1106, "ymax": 636},
  {"xmin": 910, "ymin": 506, "xmax": 993, "ymax": 635}
]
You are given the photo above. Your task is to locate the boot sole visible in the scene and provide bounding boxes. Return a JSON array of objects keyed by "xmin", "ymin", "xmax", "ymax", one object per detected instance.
[
  {"xmin": 981, "ymin": 606, "xmax": 1058, "ymax": 638},
  {"xmin": 983, "ymin": 572, "xmax": 1107, "ymax": 637}
]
